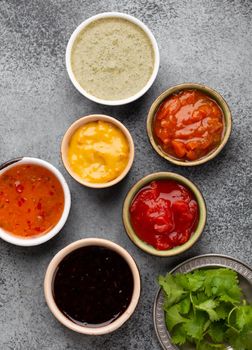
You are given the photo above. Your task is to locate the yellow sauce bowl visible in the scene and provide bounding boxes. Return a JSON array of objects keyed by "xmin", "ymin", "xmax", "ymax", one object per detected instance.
[{"xmin": 61, "ymin": 115, "xmax": 134, "ymax": 188}]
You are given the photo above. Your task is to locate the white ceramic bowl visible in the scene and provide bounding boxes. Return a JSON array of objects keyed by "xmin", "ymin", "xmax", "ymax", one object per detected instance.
[
  {"xmin": 0, "ymin": 157, "xmax": 71, "ymax": 246},
  {"xmin": 44, "ymin": 238, "xmax": 141, "ymax": 335},
  {"xmin": 66, "ymin": 12, "xmax": 160, "ymax": 106},
  {"xmin": 61, "ymin": 114, "xmax": 135, "ymax": 188}
]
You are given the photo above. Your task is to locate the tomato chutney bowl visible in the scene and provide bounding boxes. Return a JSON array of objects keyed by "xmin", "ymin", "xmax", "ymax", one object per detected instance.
[
  {"xmin": 44, "ymin": 238, "xmax": 141, "ymax": 335},
  {"xmin": 122, "ymin": 172, "xmax": 206, "ymax": 257},
  {"xmin": 0, "ymin": 157, "xmax": 71, "ymax": 246},
  {"xmin": 147, "ymin": 83, "xmax": 232, "ymax": 166}
]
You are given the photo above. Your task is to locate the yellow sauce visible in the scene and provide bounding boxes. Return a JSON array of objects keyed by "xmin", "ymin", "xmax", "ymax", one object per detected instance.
[{"xmin": 68, "ymin": 120, "xmax": 130, "ymax": 183}]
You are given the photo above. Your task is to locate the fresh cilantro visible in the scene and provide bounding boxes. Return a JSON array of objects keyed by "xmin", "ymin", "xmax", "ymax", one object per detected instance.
[
  {"xmin": 178, "ymin": 295, "xmax": 191, "ymax": 314},
  {"xmin": 226, "ymin": 328, "xmax": 252, "ymax": 350},
  {"xmin": 183, "ymin": 310, "xmax": 208, "ymax": 340},
  {"xmin": 158, "ymin": 268, "xmax": 252, "ymax": 350},
  {"xmin": 171, "ymin": 324, "xmax": 187, "ymax": 345},
  {"xmin": 235, "ymin": 305, "xmax": 252, "ymax": 331},
  {"xmin": 204, "ymin": 268, "xmax": 241, "ymax": 303},
  {"xmin": 214, "ymin": 302, "xmax": 232, "ymax": 320},
  {"xmin": 186, "ymin": 270, "xmax": 205, "ymax": 292},
  {"xmin": 158, "ymin": 273, "xmax": 186, "ymax": 309},
  {"xmin": 195, "ymin": 299, "xmax": 220, "ymax": 321},
  {"xmin": 165, "ymin": 303, "xmax": 188, "ymax": 331},
  {"xmin": 208, "ymin": 321, "xmax": 226, "ymax": 342}
]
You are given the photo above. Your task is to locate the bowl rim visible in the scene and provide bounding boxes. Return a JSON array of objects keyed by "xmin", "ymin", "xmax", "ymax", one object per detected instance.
[
  {"xmin": 44, "ymin": 238, "xmax": 141, "ymax": 335},
  {"xmin": 65, "ymin": 11, "xmax": 160, "ymax": 106},
  {"xmin": 122, "ymin": 172, "xmax": 207, "ymax": 257},
  {"xmin": 61, "ymin": 114, "xmax": 135, "ymax": 188},
  {"xmin": 146, "ymin": 82, "xmax": 232, "ymax": 166},
  {"xmin": 0, "ymin": 157, "xmax": 71, "ymax": 246}
]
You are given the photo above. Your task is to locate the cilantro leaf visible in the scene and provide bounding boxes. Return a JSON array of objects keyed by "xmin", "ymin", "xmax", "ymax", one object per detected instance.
[
  {"xmin": 191, "ymin": 291, "xmax": 210, "ymax": 304},
  {"xmin": 226, "ymin": 328, "xmax": 252, "ymax": 350},
  {"xmin": 165, "ymin": 303, "xmax": 188, "ymax": 332},
  {"xmin": 186, "ymin": 270, "xmax": 205, "ymax": 292},
  {"xmin": 204, "ymin": 268, "xmax": 241, "ymax": 304},
  {"xmin": 195, "ymin": 299, "xmax": 220, "ymax": 321},
  {"xmin": 214, "ymin": 302, "xmax": 232, "ymax": 320},
  {"xmin": 171, "ymin": 324, "xmax": 187, "ymax": 345},
  {"xmin": 183, "ymin": 311, "xmax": 208, "ymax": 340},
  {"xmin": 173, "ymin": 273, "xmax": 190, "ymax": 290},
  {"xmin": 178, "ymin": 295, "xmax": 191, "ymax": 314},
  {"xmin": 158, "ymin": 274, "xmax": 187, "ymax": 309},
  {"xmin": 235, "ymin": 305, "xmax": 252, "ymax": 331},
  {"xmin": 208, "ymin": 321, "xmax": 226, "ymax": 343}
]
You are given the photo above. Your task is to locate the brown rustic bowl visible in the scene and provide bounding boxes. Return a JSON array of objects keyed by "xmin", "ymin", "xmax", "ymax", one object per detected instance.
[
  {"xmin": 122, "ymin": 172, "xmax": 207, "ymax": 257},
  {"xmin": 147, "ymin": 83, "xmax": 232, "ymax": 166}
]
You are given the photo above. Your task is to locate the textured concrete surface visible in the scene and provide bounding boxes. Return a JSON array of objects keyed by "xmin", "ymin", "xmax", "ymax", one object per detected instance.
[{"xmin": 0, "ymin": 0, "xmax": 251, "ymax": 349}]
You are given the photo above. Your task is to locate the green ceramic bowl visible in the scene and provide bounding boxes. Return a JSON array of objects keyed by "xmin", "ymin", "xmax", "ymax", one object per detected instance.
[
  {"xmin": 147, "ymin": 83, "xmax": 232, "ymax": 166},
  {"xmin": 122, "ymin": 172, "xmax": 207, "ymax": 257}
]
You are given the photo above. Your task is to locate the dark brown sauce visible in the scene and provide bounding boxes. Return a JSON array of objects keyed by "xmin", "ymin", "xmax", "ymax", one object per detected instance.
[{"xmin": 53, "ymin": 246, "xmax": 134, "ymax": 327}]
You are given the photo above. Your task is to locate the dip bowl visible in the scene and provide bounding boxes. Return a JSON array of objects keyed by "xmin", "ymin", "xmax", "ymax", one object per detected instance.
[
  {"xmin": 66, "ymin": 12, "xmax": 160, "ymax": 105},
  {"xmin": 61, "ymin": 114, "xmax": 134, "ymax": 188},
  {"xmin": 0, "ymin": 157, "xmax": 71, "ymax": 246},
  {"xmin": 44, "ymin": 238, "xmax": 141, "ymax": 335},
  {"xmin": 147, "ymin": 83, "xmax": 232, "ymax": 166},
  {"xmin": 122, "ymin": 172, "xmax": 207, "ymax": 257}
]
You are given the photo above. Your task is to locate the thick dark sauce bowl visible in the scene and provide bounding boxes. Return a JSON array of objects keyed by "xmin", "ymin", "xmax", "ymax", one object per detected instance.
[{"xmin": 44, "ymin": 238, "xmax": 141, "ymax": 335}]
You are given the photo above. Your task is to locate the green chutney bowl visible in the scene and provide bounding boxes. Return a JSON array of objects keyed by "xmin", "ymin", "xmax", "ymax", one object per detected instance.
[
  {"xmin": 122, "ymin": 172, "xmax": 207, "ymax": 257},
  {"xmin": 147, "ymin": 83, "xmax": 232, "ymax": 166}
]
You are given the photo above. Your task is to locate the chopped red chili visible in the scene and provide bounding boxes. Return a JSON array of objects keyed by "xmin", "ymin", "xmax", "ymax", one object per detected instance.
[{"xmin": 0, "ymin": 164, "xmax": 64, "ymax": 237}]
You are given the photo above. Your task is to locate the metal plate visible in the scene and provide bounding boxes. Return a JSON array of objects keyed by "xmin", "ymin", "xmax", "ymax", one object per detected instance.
[{"xmin": 153, "ymin": 254, "xmax": 252, "ymax": 350}]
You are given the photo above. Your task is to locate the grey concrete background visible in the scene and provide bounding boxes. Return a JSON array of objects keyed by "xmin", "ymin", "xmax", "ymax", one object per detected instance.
[{"xmin": 0, "ymin": 0, "xmax": 251, "ymax": 349}]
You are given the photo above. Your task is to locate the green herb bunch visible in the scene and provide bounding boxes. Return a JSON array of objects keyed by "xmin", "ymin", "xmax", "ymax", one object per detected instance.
[{"xmin": 158, "ymin": 268, "xmax": 252, "ymax": 350}]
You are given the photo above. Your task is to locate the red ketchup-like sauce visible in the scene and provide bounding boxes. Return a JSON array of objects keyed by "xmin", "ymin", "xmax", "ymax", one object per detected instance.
[{"xmin": 130, "ymin": 180, "xmax": 199, "ymax": 250}]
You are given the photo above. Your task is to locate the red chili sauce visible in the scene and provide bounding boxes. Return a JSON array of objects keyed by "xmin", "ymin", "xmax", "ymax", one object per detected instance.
[
  {"xmin": 0, "ymin": 164, "xmax": 64, "ymax": 238},
  {"xmin": 154, "ymin": 90, "xmax": 224, "ymax": 161},
  {"xmin": 130, "ymin": 180, "xmax": 199, "ymax": 250}
]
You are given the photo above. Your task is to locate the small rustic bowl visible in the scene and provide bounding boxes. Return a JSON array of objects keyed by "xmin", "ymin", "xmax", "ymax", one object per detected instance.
[
  {"xmin": 44, "ymin": 238, "xmax": 141, "ymax": 335},
  {"xmin": 122, "ymin": 172, "xmax": 206, "ymax": 257},
  {"xmin": 61, "ymin": 114, "xmax": 134, "ymax": 188},
  {"xmin": 66, "ymin": 12, "xmax": 160, "ymax": 106},
  {"xmin": 0, "ymin": 157, "xmax": 71, "ymax": 246},
  {"xmin": 147, "ymin": 83, "xmax": 232, "ymax": 166}
]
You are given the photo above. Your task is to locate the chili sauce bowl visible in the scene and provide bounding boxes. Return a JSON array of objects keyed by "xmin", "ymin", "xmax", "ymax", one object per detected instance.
[
  {"xmin": 66, "ymin": 12, "xmax": 160, "ymax": 106},
  {"xmin": 0, "ymin": 157, "xmax": 71, "ymax": 246},
  {"xmin": 147, "ymin": 83, "xmax": 232, "ymax": 166},
  {"xmin": 44, "ymin": 238, "xmax": 141, "ymax": 335},
  {"xmin": 122, "ymin": 172, "xmax": 207, "ymax": 257},
  {"xmin": 61, "ymin": 114, "xmax": 135, "ymax": 188}
]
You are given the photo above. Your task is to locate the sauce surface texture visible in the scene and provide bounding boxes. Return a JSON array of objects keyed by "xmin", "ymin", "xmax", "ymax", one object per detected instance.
[
  {"xmin": 71, "ymin": 17, "xmax": 154, "ymax": 100},
  {"xmin": 154, "ymin": 90, "xmax": 224, "ymax": 161},
  {"xmin": 68, "ymin": 120, "xmax": 130, "ymax": 183},
  {"xmin": 53, "ymin": 246, "xmax": 134, "ymax": 327},
  {"xmin": 130, "ymin": 180, "xmax": 199, "ymax": 250},
  {"xmin": 0, "ymin": 164, "xmax": 64, "ymax": 237}
]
